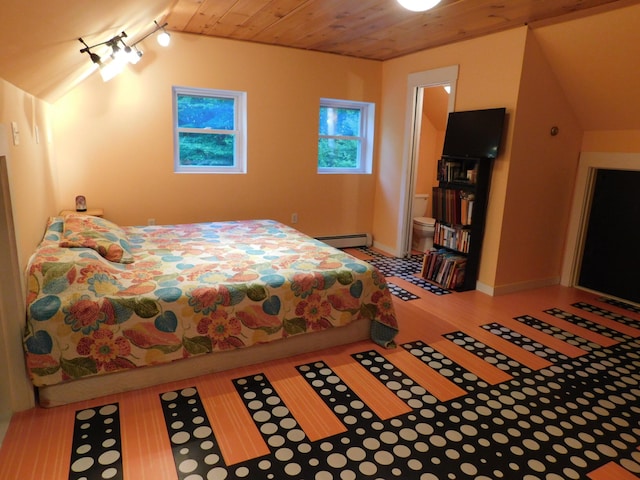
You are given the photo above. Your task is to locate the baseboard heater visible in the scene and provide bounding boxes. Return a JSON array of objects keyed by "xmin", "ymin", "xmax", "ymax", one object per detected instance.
[{"xmin": 316, "ymin": 233, "xmax": 372, "ymax": 249}]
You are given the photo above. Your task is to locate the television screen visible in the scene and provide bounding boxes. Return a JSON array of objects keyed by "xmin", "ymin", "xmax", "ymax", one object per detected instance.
[{"xmin": 442, "ymin": 108, "xmax": 506, "ymax": 160}]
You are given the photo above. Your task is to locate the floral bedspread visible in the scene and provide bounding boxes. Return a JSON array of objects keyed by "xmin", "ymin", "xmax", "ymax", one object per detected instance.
[{"xmin": 24, "ymin": 218, "xmax": 398, "ymax": 387}]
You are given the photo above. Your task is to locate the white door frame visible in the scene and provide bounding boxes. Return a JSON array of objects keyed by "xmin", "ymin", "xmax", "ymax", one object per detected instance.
[{"xmin": 396, "ymin": 65, "xmax": 459, "ymax": 257}]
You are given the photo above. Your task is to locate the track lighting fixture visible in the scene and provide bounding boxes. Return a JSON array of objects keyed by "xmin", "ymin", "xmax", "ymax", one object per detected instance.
[{"xmin": 79, "ymin": 21, "xmax": 170, "ymax": 82}]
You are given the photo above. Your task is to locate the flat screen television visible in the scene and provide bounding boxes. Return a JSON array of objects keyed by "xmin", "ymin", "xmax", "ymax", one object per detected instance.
[{"xmin": 442, "ymin": 107, "xmax": 506, "ymax": 160}]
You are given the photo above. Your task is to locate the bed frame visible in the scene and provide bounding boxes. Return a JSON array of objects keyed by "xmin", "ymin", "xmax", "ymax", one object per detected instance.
[{"xmin": 37, "ymin": 318, "xmax": 371, "ymax": 407}]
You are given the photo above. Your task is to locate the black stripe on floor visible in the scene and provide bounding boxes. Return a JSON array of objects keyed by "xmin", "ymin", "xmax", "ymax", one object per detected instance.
[
  {"xmin": 402, "ymin": 339, "xmax": 490, "ymax": 394},
  {"xmin": 481, "ymin": 322, "xmax": 570, "ymax": 364},
  {"xmin": 544, "ymin": 307, "xmax": 631, "ymax": 343},
  {"xmin": 573, "ymin": 302, "xmax": 640, "ymax": 330},
  {"xmin": 69, "ymin": 403, "xmax": 122, "ymax": 480},
  {"xmin": 514, "ymin": 314, "xmax": 600, "ymax": 351},
  {"xmin": 159, "ymin": 387, "xmax": 223, "ymax": 480},
  {"xmin": 443, "ymin": 331, "xmax": 533, "ymax": 378}
]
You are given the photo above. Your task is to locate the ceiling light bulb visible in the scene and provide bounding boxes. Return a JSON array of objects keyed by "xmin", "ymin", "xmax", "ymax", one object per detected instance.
[
  {"xmin": 125, "ymin": 46, "xmax": 142, "ymax": 64},
  {"xmin": 157, "ymin": 30, "xmax": 171, "ymax": 47},
  {"xmin": 112, "ymin": 45, "xmax": 128, "ymax": 62},
  {"xmin": 99, "ymin": 55, "xmax": 127, "ymax": 82},
  {"xmin": 397, "ymin": 0, "xmax": 441, "ymax": 12}
]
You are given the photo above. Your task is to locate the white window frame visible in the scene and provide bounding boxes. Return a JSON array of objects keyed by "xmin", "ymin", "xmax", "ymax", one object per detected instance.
[
  {"xmin": 318, "ymin": 98, "xmax": 375, "ymax": 174},
  {"xmin": 172, "ymin": 86, "xmax": 247, "ymax": 174}
]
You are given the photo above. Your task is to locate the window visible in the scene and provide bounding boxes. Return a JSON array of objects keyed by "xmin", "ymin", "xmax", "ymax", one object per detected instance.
[
  {"xmin": 173, "ymin": 86, "xmax": 247, "ymax": 174},
  {"xmin": 318, "ymin": 98, "xmax": 375, "ymax": 174}
]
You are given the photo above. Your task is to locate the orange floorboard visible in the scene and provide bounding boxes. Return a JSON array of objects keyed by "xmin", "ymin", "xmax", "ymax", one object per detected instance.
[
  {"xmin": 587, "ymin": 461, "xmax": 640, "ymax": 479},
  {"xmin": 382, "ymin": 347, "xmax": 467, "ymax": 401},
  {"xmin": 266, "ymin": 361, "xmax": 346, "ymax": 442}
]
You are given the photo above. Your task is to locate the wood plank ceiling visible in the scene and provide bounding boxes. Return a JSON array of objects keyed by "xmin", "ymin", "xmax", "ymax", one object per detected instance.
[{"xmin": 164, "ymin": 0, "xmax": 628, "ymax": 60}]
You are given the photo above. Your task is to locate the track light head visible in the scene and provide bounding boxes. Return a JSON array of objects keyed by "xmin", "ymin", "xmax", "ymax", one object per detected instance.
[
  {"xmin": 88, "ymin": 51, "xmax": 102, "ymax": 65},
  {"xmin": 155, "ymin": 21, "xmax": 171, "ymax": 47},
  {"xmin": 78, "ymin": 20, "xmax": 170, "ymax": 82}
]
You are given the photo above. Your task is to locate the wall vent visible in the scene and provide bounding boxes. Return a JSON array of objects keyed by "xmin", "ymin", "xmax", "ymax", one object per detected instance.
[{"xmin": 316, "ymin": 233, "xmax": 372, "ymax": 249}]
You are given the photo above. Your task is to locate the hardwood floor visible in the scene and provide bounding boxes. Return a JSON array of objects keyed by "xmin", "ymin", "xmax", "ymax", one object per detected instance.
[{"xmin": 1, "ymin": 248, "xmax": 639, "ymax": 479}]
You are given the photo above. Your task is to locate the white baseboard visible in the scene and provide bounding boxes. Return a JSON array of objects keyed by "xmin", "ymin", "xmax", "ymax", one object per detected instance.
[
  {"xmin": 371, "ymin": 240, "xmax": 402, "ymax": 257},
  {"xmin": 0, "ymin": 415, "xmax": 10, "ymax": 448},
  {"xmin": 477, "ymin": 276, "xmax": 560, "ymax": 296}
]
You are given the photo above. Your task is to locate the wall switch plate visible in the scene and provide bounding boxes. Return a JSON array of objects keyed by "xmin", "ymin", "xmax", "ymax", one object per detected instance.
[{"xmin": 11, "ymin": 121, "xmax": 19, "ymax": 146}]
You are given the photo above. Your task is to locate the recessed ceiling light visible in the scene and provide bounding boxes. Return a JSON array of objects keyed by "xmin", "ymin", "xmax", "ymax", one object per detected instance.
[{"xmin": 397, "ymin": 0, "xmax": 442, "ymax": 12}]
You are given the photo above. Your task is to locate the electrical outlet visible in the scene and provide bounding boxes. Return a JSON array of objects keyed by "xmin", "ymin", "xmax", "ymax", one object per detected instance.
[
  {"xmin": 148, "ymin": 218, "xmax": 156, "ymax": 226},
  {"xmin": 291, "ymin": 213, "xmax": 298, "ymax": 224}
]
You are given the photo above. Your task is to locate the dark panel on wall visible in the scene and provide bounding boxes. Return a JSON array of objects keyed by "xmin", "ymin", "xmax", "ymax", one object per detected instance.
[{"xmin": 578, "ymin": 169, "xmax": 640, "ymax": 303}]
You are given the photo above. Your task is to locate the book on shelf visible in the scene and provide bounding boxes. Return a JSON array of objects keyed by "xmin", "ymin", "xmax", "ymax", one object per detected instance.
[
  {"xmin": 432, "ymin": 188, "xmax": 474, "ymax": 227},
  {"xmin": 420, "ymin": 248, "xmax": 467, "ymax": 290},
  {"xmin": 437, "ymin": 158, "xmax": 478, "ymax": 185},
  {"xmin": 434, "ymin": 222, "xmax": 471, "ymax": 254}
]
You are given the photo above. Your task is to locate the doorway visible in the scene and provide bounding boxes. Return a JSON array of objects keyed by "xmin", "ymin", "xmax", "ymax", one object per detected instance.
[
  {"xmin": 397, "ymin": 66, "xmax": 458, "ymax": 257},
  {"xmin": 561, "ymin": 152, "xmax": 640, "ymax": 305},
  {"xmin": 578, "ymin": 169, "xmax": 640, "ymax": 303}
]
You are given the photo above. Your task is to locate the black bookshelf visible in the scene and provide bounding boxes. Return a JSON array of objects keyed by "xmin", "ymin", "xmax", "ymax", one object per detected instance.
[{"xmin": 421, "ymin": 157, "xmax": 492, "ymax": 291}]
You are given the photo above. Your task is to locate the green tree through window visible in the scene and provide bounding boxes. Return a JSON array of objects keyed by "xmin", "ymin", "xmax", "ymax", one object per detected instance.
[
  {"xmin": 318, "ymin": 98, "xmax": 375, "ymax": 174},
  {"xmin": 173, "ymin": 87, "xmax": 246, "ymax": 173}
]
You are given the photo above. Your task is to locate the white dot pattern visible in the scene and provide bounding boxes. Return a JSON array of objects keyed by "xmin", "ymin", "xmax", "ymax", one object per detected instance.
[
  {"xmin": 481, "ymin": 323, "xmax": 569, "ymax": 364},
  {"xmin": 69, "ymin": 403, "xmax": 122, "ymax": 480},
  {"xmin": 574, "ymin": 301, "xmax": 640, "ymax": 326},
  {"xmin": 515, "ymin": 314, "xmax": 598, "ymax": 351},
  {"xmin": 159, "ymin": 387, "xmax": 223, "ymax": 480},
  {"xmin": 544, "ymin": 308, "xmax": 631, "ymax": 343},
  {"xmin": 401, "ymin": 341, "xmax": 487, "ymax": 393}
]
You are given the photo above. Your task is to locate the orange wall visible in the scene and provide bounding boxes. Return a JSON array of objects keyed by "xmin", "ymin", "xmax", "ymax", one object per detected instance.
[
  {"xmin": 374, "ymin": 27, "xmax": 527, "ymax": 283},
  {"xmin": 582, "ymin": 130, "xmax": 640, "ymax": 152},
  {"xmin": 415, "ymin": 112, "xmax": 438, "ymax": 196},
  {"xmin": 493, "ymin": 29, "xmax": 583, "ymax": 291},
  {"xmin": 52, "ymin": 33, "xmax": 382, "ymax": 237},
  {"xmin": 0, "ymin": 80, "xmax": 55, "ymax": 413},
  {"xmin": 0, "ymin": 80, "xmax": 56, "ymax": 273},
  {"xmin": 415, "ymin": 87, "xmax": 448, "ymax": 198}
]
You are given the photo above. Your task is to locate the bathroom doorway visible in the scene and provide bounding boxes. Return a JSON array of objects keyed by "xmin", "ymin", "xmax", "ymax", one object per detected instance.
[{"xmin": 398, "ymin": 66, "xmax": 458, "ymax": 257}]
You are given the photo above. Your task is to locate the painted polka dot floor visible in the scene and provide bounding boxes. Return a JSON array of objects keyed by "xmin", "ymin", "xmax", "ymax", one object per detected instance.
[
  {"xmin": 355, "ymin": 247, "xmax": 451, "ymax": 298},
  {"xmin": 69, "ymin": 404, "xmax": 123, "ymax": 480},
  {"xmin": 63, "ymin": 298, "xmax": 640, "ymax": 480}
]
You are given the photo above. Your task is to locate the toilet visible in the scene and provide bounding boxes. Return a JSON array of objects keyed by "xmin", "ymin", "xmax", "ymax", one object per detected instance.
[{"xmin": 412, "ymin": 194, "xmax": 436, "ymax": 252}]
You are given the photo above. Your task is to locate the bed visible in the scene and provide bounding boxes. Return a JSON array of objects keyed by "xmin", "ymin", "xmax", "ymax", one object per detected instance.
[{"xmin": 23, "ymin": 214, "xmax": 398, "ymax": 406}]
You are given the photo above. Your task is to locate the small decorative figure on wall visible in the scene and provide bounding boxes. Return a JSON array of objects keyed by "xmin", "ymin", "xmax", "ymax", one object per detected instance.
[{"xmin": 75, "ymin": 195, "xmax": 87, "ymax": 212}]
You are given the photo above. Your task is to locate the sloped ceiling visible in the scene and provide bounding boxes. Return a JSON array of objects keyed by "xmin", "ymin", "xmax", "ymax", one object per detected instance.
[
  {"xmin": 532, "ymin": 3, "xmax": 640, "ymax": 130},
  {"xmin": 0, "ymin": 0, "xmax": 171, "ymax": 101},
  {"xmin": 0, "ymin": 0, "xmax": 639, "ymax": 131}
]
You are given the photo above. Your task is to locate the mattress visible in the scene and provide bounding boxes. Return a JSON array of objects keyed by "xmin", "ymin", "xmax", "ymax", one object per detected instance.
[{"xmin": 24, "ymin": 215, "xmax": 398, "ymax": 388}]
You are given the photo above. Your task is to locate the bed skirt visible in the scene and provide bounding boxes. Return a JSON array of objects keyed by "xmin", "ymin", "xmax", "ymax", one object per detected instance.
[{"xmin": 37, "ymin": 318, "xmax": 372, "ymax": 407}]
